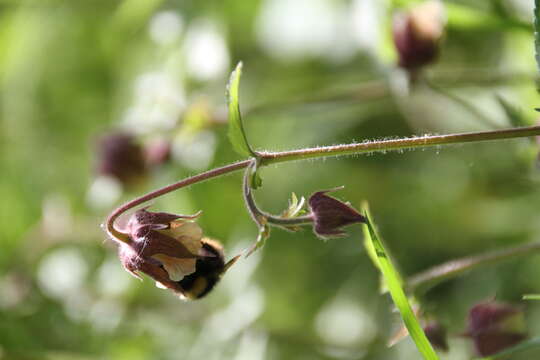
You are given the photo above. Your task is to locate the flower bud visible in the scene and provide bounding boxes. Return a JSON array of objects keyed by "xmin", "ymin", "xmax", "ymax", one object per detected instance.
[
  {"xmin": 308, "ymin": 188, "xmax": 365, "ymax": 239},
  {"xmin": 424, "ymin": 321, "xmax": 448, "ymax": 352},
  {"xmin": 96, "ymin": 132, "xmax": 147, "ymax": 185},
  {"xmin": 116, "ymin": 208, "xmax": 238, "ymax": 299},
  {"xmin": 465, "ymin": 301, "xmax": 527, "ymax": 356},
  {"xmin": 392, "ymin": 1, "xmax": 445, "ymax": 71}
]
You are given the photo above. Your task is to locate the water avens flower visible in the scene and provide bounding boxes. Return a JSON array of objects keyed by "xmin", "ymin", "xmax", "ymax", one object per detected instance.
[
  {"xmin": 96, "ymin": 132, "xmax": 147, "ymax": 185},
  {"xmin": 116, "ymin": 208, "xmax": 238, "ymax": 299},
  {"xmin": 464, "ymin": 301, "xmax": 527, "ymax": 356},
  {"xmin": 308, "ymin": 188, "xmax": 366, "ymax": 239},
  {"xmin": 392, "ymin": 1, "xmax": 445, "ymax": 71}
]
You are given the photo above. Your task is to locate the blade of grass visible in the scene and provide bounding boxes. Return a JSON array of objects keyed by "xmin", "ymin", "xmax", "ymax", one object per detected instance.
[
  {"xmin": 362, "ymin": 204, "xmax": 439, "ymax": 360},
  {"xmin": 362, "ymin": 203, "xmax": 403, "ymax": 294}
]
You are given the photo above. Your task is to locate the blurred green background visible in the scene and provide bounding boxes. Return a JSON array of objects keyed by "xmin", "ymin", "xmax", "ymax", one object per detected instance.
[{"xmin": 2, "ymin": 0, "xmax": 540, "ymax": 359}]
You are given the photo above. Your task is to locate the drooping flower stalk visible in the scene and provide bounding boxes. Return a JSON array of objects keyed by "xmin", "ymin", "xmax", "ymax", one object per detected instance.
[
  {"xmin": 242, "ymin": 159, "xmax": 314, "ymax": 229},
  {"xmin": 106, "ymin": 125, "xmax": 540, "ymax": 245},
  {"xmin": 105, "ymin": 159, "xmax": 252, "ymax": 244},
  {"xmin": 102, "ymin": 123, "xmax": 540, "ymax": 300}
]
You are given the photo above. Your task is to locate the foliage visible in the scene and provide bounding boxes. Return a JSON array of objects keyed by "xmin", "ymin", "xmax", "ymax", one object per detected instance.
[
  {"xmin": 362, "ymin": 205, "xmax": 438, "ymax": 359},
  {"xmin": 227, "ymin": 61, "xmax": 255, "ymax": 158},
  {"xmin": 2, "ymin": 1, "xmax": 540, "ymax": 359}
]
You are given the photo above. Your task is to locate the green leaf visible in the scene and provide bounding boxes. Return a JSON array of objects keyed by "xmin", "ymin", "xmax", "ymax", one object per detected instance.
[
  {"xmin": 227, "ymin": 62, "xmax": 255, "ymax": 157},
  {"xmin": 281, "ymin": 192, "xmax": 306, "ymax": 218},
  {"xmin": 251, "ymin": 168, "xmax": 263, "ymax": 189},
  {"xmin": 245, "ymin": 159, "xmax": 263, "ymax": 189},
  {"xmin": 362, "ymin": 204, "xmax": 439, "ymax": 360}
]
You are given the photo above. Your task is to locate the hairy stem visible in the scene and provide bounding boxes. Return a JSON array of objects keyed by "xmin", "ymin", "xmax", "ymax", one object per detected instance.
[
  {"xmin": 105, "ymin": 159, "xmax": 252, "ymax": 244},
  {"xmin": 259, "ymin": 125, "xmax": 540, "ymax": 165},
  {"xmin": 106, "ymin": 125, "xmax": 540, "ymax": 242},
  {"xmin": 242, "ymin": 159, "xmax": 314, "ymax": 228},
  {"xmin": 407, "ymin": 240, "xmax": 540, "ymax": 294}
]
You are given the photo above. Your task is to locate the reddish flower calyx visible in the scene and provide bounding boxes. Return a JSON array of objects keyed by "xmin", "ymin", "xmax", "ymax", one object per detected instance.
[
  {"xmin": 308, "ymin": 187, "xmax": 366, "ymax": 239},
  {"xmin": 125, "ymin": 208, "xmax": 205, "ymax": 264},
  {"xmin": 115, "ymin": 208, "xmax": 238, "ymax": 299},
  {"xmin": 464, "ymin": 301, "xmax": 527, "ymax": 356},
  {"xmin": 392, "ymin": 1, "xmax": 445, "ymax": 71},
  {"xmin": 96, "ymin": 132, "xmax": 147, "ymax": 185}
]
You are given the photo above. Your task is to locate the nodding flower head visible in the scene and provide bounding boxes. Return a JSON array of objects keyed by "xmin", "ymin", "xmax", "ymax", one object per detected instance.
[
  {"xmin": 97, "ymin": 132, "xmax": 147, "ymax": 185},
  {"xmin": 464, "ymin": 301, "xmax": 527, "ymax": 356},
  {"xmin": 117, "ymin": 208, "xmax": 238, "ymax": 300},
  {"xmin": 308, "ymin": 188, "xmax": 366, "ymax": 239},
  {"xmin": 392, "ymin": 0, "xmax": 445, "ymax": 71}
]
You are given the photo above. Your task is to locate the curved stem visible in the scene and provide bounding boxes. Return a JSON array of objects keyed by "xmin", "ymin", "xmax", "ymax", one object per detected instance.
[
  {"xmin": 266, "ymin": 215, "xmax": 314, "ymax": 226},
  {"xmin": 242, "ymin": 160, "xmax": 265, "ymax": 227},
  {"xmin": 242, "ymin": 159, "xmax": 314, "ymax": 228},
  {"xmin": 105, "ymin": 159, "xmax": 251, "ymax": 244},
  {"xmin": 106, "ymin": 125, "xmax": 540, "ymax": 243},
  {"xmin": 259, "ymin": 125, "xmax": 540, "ymax": 165},
  {"xmin": 407, "ymin": 240, "xmax": 540, "ymax": 294}
]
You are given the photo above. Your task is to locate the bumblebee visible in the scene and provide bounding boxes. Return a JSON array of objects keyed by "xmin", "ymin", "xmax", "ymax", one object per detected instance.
[{"xmin": 177, "ymin": 238, "xmax": 239, "ymax": 299}]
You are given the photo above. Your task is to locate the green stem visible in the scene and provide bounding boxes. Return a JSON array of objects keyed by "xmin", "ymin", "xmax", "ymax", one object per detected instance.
[
  {"xmin": 242, "ymin": 159, "xmax": 314, "ymax": 228},
  {"xmin": 106, "ymin": 125, "xmax": 540, "ymax": 243},
  {"xmin": 259, "ymin": 125, "xmax": 540, "ymax": 165},
  {"xmin": 407, "ymin": 240, "xmax": 540, "ymax": 294},
  {"xmin": 105, "ymin": 159, "xmax": 252, "ymax": 244}
]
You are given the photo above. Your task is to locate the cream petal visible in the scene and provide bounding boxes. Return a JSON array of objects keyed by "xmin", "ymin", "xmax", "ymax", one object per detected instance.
[
  {"xmin": 155, "ymin": 281, "xmax": 167, "ymax": 289},
  {"xmin": 156, "ymin": 221, "xmax": 203, "ymax": 255},
  {"xmin": 152, "ymin": 254, "xmax": 197, "ymax": 281},
  {"xmin": 169, "ymin": 221, "xmax": 203, "ymax": 241},
  {"xmin": 179, "ymin": 234, "xmax": 202, "ymax": 254},
  {"xmin": 168, "ymin": 222, "xmax": 203, "ymax": 254}
]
